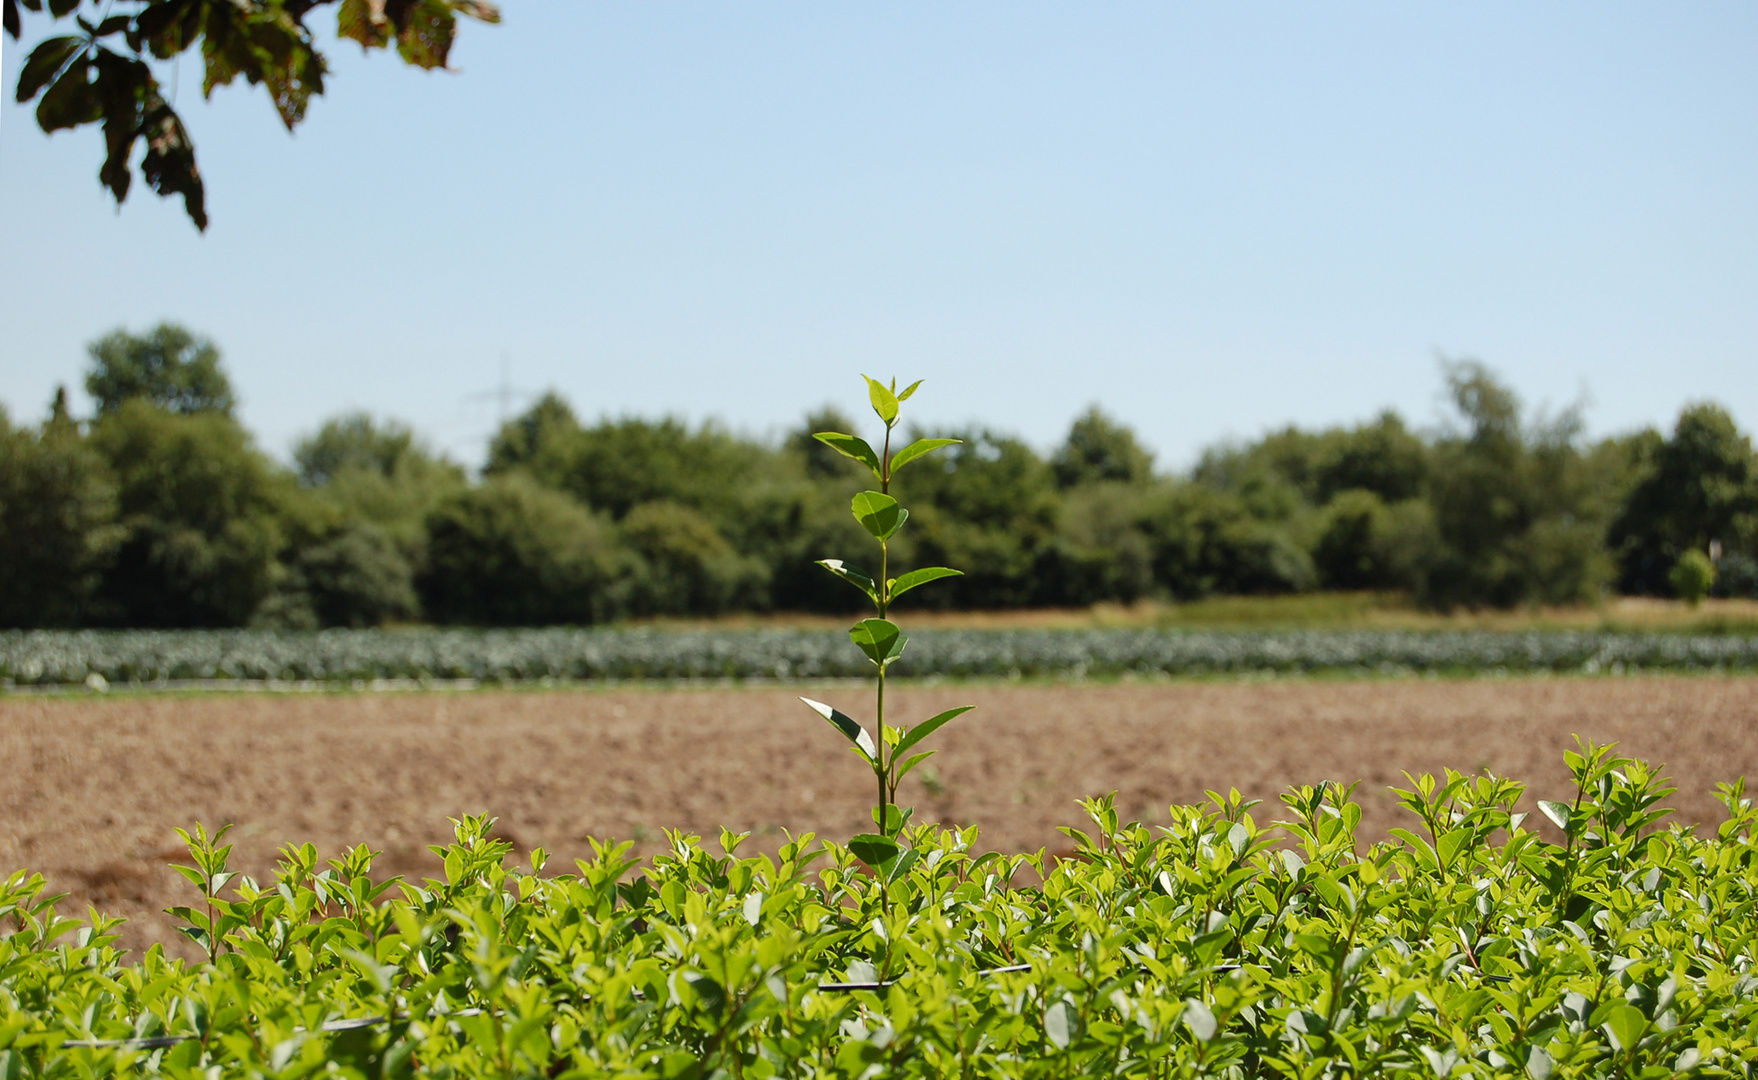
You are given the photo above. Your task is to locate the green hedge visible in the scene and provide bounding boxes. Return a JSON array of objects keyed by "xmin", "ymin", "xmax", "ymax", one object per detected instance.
[
  {"xmin": 3, "ymin": 744, "xmax": 1756, "ymax": 1076},
  {"xmin": 3, "ymin": 627, "xmax": 1757, "ymax": 687}
]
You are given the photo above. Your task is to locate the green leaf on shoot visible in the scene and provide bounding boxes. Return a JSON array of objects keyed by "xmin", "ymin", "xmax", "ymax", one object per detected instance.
[
  {"xmin": 1538, "ymin": 800, "xmax": 1572, "ymax": 832},
  {"xmin": 799, "ymin": 697, "xmax": 876, "ymax": 760},
  {"xmin": 888, "ymin": 437, "xmax": 960, "ymax": 474},
  {"xmin": 849, "ymin": 619, "xmax": 907, "ymax": 668},
  {"xmin": 888, "ymin": 566, "xmax": 961, "ymax": 603},
  {"xmin": 895, "ymin": 750, "xmax": 936, "ymax": 783},
  {"xmin": 870, "ymin": 804, "xmax": 912, "ymax": 834},
  {"xmin": 816, "ymin": 559, "xmax": 878, "ymax": 605},
  {"xmin": 863, "ymin": 375, "xmax": 899, "ymax": 425},
  {"xmin": 896, "ymin": 379, "xmax": 924, "ymax": 401},
  {"xmin": 847, "ymin": 833, "xmax": 900, "ymax": 868},
  {"xmin": 894, "ymin": 705, "xmax": 974, "ymax": 758},
  {"xmin": 812, "ymin": 432, "xmax": 881, "ymax": 479},
  {"xmin": 851, "ymin": 491, "xmax": 908, "ymax": 540}
]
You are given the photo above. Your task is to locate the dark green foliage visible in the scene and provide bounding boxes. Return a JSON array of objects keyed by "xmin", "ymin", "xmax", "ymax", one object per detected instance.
[
  {"xmin": 483, "ymin": 391, "xmax": 580, "ymax": 482},
  {"xmin": 88, "ymin": 400, "xmax": 291, "ymax": 627},
  {"xmin": 1194, "ymin": 411, "xmax": 1428, "ymax": 508},
  {"xmin": 1420, "ymin": 360, "xmax": 1616, "ymax": 609},
  {"xmin": 891, "ymin": 429, "xmax": 1059, "ymax": 608},
  {"xmin": 295, "ymin": 411, "xmax": 426, "ymax": 485},
  {"xmin": 84, "ymin": 323, "xmax": 236, "ymax": 417},
  {"xmin": 417, "ymin": 475, "xmax": 628, "ymax": 626},
  {"xmin": 1610, "ymin": 403, "xmax": 1758, "ymax": 595},
  {"xmin": 292, "ymin": 411, "xmax": 466, "ymax": 584},
  {"xmin": 1039, "ymin": 482, "xmax": 1157, "ymax": 605},
  {"xmin": 0, "ymin": 400, "xmax": 121, "ymax": 627},
  {"xmin": 621, "ymin": 500, "xmax": 767, "ymax": 615},
  {"xmin": 1051, "ymin": 405, "xmax": 1155, "ymax": 488},
  {"xmin": 1139, "ymin": 483, "xmax": 1317, "ymax": 598},
  {"xmin": 271, "ymin": 522, "xmax": 421, "ymax": 629},
  {"xmin": 15, "ymin": 338, "xmax": 1758, "ymax": 625},
  {"xmin": 787, "ymin": 406, "xmax": 870, "ymax": 482}
]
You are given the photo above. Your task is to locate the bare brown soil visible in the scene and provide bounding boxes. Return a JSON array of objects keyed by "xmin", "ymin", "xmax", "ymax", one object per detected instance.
[{"xmin": 4, "ymin": 675, "xmax": 1755, "ymax": 959}]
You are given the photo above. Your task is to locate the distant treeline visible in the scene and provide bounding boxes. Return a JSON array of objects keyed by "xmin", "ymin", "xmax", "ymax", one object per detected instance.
[{"xmin": 2, "ymin": 323, "xmax": 1754, "ymax": 628}]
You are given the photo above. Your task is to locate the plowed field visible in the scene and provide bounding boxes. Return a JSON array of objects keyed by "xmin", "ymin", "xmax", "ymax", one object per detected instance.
[{"xmin": 4, "ymin": 675, "xmax": 1755, "ymax": 959}]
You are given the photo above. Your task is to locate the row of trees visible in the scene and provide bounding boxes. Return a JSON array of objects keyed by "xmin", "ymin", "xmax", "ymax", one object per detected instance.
[{"xmin": 2, "ymin": 323, "xmax": 1754, "ymax": 628}]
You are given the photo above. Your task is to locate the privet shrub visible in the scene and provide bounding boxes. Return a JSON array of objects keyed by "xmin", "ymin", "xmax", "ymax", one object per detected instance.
[{"xmin": 3, "ymin": 743, "xmax": 1757, "ymax": 1077}]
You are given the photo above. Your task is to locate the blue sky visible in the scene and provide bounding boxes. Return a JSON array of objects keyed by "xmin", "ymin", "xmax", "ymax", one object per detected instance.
[{"xmin": 2, "ymin": 3, "xmax": 1754, "ymax": 470}]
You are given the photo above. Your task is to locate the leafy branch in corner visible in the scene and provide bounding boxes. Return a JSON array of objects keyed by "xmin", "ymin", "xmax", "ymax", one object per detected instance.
[{"xmin": 5, "ymin": 0, "xmax": 500, "ymax": 230}]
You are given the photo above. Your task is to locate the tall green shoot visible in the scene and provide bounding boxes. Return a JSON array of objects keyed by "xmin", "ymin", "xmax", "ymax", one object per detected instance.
[{"xmin": 799, "ymin": 376, "xmax": 971, "ymax": 869}]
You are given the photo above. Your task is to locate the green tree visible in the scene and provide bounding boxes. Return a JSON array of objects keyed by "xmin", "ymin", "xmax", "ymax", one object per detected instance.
[
  {"xmin": 484, "ymin": 392, "xmax": 582, "ymax": 482},
  {"xmin": 1422, "ymin": 360, "xmax": 1612, "ymax": 609},
  {"xmin": 1138, "ymin": 483, "xmax": 1315, "ymax": 598},
  {"xmin": 6, "ymin": 0, "xmax": 499, "ymax": 230},
  {"xmin": 85, "ymin": 323, "xmax": 236, "ymax": 416},
  {"xmin": 1610, "ymin": 403, "xmax": 1758, "ymax": 595},
  {"xmin": 621, "ymin": 500, "xmax": 768, "ymax": 616},
  {"xmin": 1051, "ymin": 406, "xmax": 1155, "ymax": 488},
  {"xmin": 890, "ymin": 429, "xmax": 1060, "ymax": 608},
  {"xmin": 270, "ymin": 522, "xmax": 420, "ymax": 629},
  {"xmin": 417, "ymin": 475, "xmax": 631, "ymax": 626},
  {"xmin": 88, "ymin": 399, "xmax": 292, "ymax": 626},
  {"xmin": 0, "ymin": 396, "xmax": 121, "ymax": 626}
]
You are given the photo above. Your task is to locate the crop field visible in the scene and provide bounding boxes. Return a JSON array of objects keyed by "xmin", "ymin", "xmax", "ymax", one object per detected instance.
[
  {"xmin": 4, "ymin": 674, "xmax": 1755, "ymax": 960},
  {"xmin": 5, "ymin": 626, "xmax": 1758, "ymax": 688}
]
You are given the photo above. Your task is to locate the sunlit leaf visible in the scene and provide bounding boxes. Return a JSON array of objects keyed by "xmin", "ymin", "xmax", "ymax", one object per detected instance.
[
  {"xmin": 888, "ymin": 566, "xmax": 961, "ymax": 603},
  {"xmin": 862, "ymin": 375, "xmax": 899, "ymax": 425},
  {"xmin": 888, "ymin": 437, "xmax": 960, "ymax": 474},
  {"xmin": 812, "ymin": 432, "xmax": 882, "ymax": 479},
  {"xmin": 798, "ymin": 696, "xmax": 875, "ymax": 759},
  {"xmin": 847, "ymin": 833, "xmax": 899, "ymax": 868},
  {"xmin": 849, "ymin": 619, "xmax": 906, "ymax": 668},
  {"xmin": 851, "ymin": 491, "xmax": 907, "ymax": 540},
  {"xmin": 894, "ymin": 705, "xmax": 973, "ymax": 758}
]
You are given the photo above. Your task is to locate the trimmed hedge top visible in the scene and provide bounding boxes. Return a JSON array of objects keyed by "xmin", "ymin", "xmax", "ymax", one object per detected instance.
[{"xmin": 3, "ymin": 742, "xmax": 1757, "ymax": 1077}]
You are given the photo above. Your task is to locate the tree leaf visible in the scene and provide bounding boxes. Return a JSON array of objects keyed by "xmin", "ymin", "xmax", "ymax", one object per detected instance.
[
  {"xmin": 34, "ymin": 51, "xmax": 98, "ymax": 132},
  {"xmin": 812, "ymin": 432, "xmax": 881, "ymax": 479},
  {"xmin": 816, "ymin": 559, "xmax": 878, "ymax": 605},
  {"xmin": 888, "ymin": 566, "xmax": 961, "ymax": 603},
  {"xmin": 847, "ymin": 833, "xmax": 899, "ymax": 868},
  {"xmin": 849, "ymin": 618, "xmax": 906, "ymax": 668},
  {"xmin": 15, "ymin": 35, "xmax": 83, "ymax": 102},
  {"xmin": 896, "ymin": 379, "xmax": 923, "ymax": 401},
  {"xmin": 894, "ymin": 705, "xmax": 974, "ymax": 758},
  {"xmin": 851, "ymin": 491, "xmax": 907, "ymax": 541},
  {"xmin": 798, "ymin": 697, "xmax": 875, "ymax": 760},
  {"xmin": 862, "ymin": 375, "xmax": 898, "ymax": 425},
  {"xmin": 888, "ymin": 437, "xmax": 960, "ymax": 474}
]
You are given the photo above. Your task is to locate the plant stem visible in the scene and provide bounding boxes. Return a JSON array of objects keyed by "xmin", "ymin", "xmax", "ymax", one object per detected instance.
[{"xmin": 877, "ymin": 422, "xmax": 893, "ymax": 837}]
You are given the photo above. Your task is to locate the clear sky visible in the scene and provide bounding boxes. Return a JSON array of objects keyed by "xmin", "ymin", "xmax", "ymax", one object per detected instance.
[{"xmin": 2, "ymin": 3, "xmax": 1754, "ymax": 470}]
